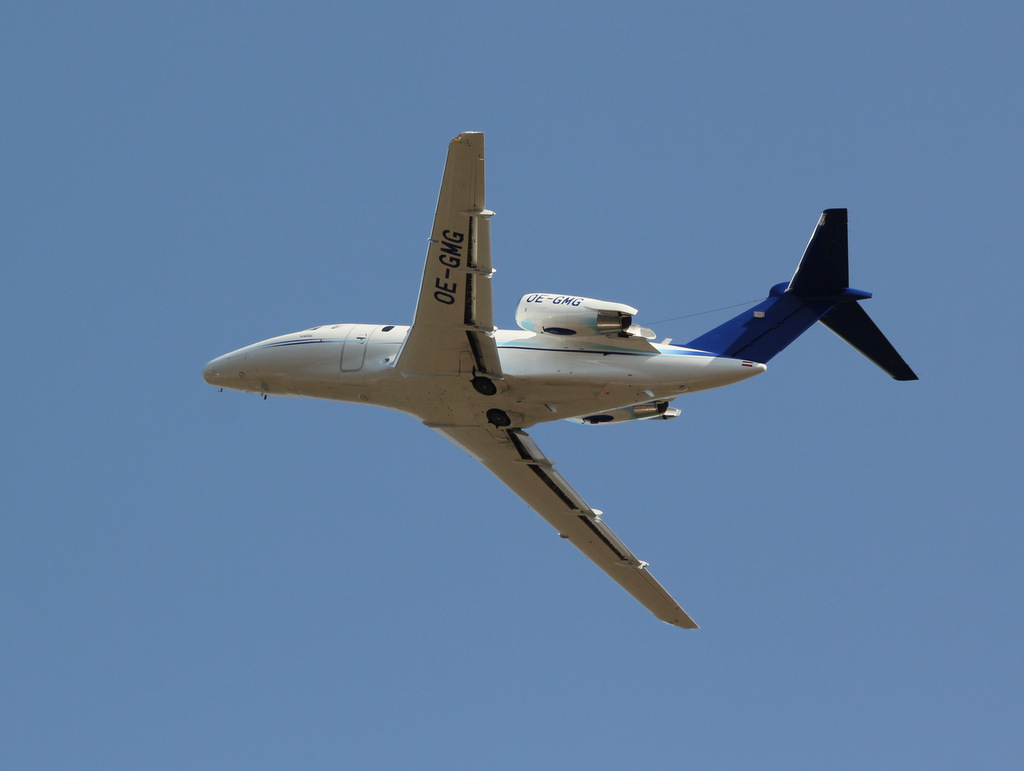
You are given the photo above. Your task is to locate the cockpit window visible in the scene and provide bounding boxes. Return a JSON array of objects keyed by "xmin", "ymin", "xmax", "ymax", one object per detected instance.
[{"xmin": 381, "ymin": 325, "xmax": 394, "ymax": 332}]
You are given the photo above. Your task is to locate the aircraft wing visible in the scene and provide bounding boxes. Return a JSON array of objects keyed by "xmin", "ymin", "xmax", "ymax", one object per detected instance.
[
  {"xmin": 433, "ymin": 424, "xmax": 699, "ymax": 629},
  {"xmin": 396, "ymin": 132, "xmax": 502, "ymax": 380}
]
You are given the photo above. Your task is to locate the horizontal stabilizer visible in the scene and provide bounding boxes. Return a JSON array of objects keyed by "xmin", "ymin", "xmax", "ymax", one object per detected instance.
[{"xmin": 820, "ymin": 303, "xmax": 918, "ymax": 380}]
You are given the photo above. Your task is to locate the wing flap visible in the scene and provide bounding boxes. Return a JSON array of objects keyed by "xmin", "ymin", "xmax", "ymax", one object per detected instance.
[{"xmin": 436, "ymin": 425, "xmax": 698, "ymax": 629}]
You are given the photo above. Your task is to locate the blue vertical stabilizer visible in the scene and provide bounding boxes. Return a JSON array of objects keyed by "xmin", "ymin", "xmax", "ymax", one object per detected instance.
[{"xmin": 682, "ymin": 209, "xmax": 917, "ymax": 380}]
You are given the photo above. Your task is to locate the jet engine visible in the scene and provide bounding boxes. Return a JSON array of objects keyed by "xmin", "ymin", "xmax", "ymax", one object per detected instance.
[
  {"xmin": 569, "ymin": 401, "xmax": 681, "ymax": 425},
  {"xmin": 515, "ymin": 294, "xmax": 654, "ymax": 338}
]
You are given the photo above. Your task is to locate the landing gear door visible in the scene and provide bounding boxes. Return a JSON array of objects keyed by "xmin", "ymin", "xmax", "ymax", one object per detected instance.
[{"xmin": 341, "ymin": 324, "xmax": 376, "ymax": 371}]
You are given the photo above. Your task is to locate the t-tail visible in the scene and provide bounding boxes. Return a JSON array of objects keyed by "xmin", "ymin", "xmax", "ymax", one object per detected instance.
[{"xmin": 683, "ymin": 209, "xmax": 918, "ymax": 381}]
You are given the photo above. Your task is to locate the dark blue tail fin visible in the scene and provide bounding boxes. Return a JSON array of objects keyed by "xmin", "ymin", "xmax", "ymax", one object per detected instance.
[{"xmin": 683, "ymin": 209, "xmax": 918, "ymax": 381}]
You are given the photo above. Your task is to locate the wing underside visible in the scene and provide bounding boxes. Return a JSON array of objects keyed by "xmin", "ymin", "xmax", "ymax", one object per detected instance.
[
  {"xmin": 434, "ymin": 424, "xmax": 698, "ymax": 629},
  {"xmin": 396, "ymin": 132, "xmax": 501, "ymax": 380}
]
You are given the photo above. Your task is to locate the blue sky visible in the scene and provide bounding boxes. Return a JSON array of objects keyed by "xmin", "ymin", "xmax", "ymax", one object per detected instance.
[{"xmin": 3, "ymin": 2, "xmax": 1022, "ymax": 768}]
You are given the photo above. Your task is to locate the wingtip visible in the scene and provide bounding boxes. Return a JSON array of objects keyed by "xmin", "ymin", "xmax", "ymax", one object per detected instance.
[{"xmin": 664, "ymin": 608, "xmax": 699, "ymax": 629}]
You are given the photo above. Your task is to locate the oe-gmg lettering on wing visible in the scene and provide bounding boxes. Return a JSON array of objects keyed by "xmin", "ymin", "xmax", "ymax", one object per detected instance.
[{"xmin": 433, "ymin": 229, "xmax": 464, "ymax": 304}]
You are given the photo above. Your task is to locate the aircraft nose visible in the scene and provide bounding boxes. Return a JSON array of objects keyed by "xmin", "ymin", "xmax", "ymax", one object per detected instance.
[
  {"xmin": 202, "ymin": 353, "xmax": 239, "ymax": 387},
  {"xmin": 202, "ymin": 360, "xmax": 218, "ymax": 385},
  {"xmin": 202, "ymin": 357, "xmax": 222, "ymax": 386}
]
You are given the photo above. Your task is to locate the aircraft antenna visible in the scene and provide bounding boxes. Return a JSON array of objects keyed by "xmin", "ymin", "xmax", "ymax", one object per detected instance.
[{"xmin": 647, "ymin": 297, "xmax": 764, "ymax": 326}]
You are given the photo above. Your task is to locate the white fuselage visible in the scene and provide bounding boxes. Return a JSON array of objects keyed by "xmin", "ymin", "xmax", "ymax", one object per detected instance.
[{"xmin": 202, "ymin": 324, "xmax": 765, "ymax": 429}]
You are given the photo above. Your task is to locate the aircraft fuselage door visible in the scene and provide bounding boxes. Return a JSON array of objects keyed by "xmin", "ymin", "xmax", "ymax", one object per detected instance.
[{"xmin": 341, "ymin": 324, "xmax": 375, "ymax": 371}]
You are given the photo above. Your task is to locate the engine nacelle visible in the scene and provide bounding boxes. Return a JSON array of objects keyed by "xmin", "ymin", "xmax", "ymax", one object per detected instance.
[
  {"xmin": 515, "ymin": 294, "xmax": 653, "ymax": 338},
  {"xmin": 568, "ymin": 402, "xmax": 682, "ymax": 425}
]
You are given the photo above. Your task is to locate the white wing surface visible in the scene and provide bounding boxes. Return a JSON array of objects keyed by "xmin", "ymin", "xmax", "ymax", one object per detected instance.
[
  {"xmin": 396, "ymin": 132, "xmax": 502, "ymax": 379},
  {"xmin": 434, "ymin": 424, "xmax": 699, "ymax": 629}
]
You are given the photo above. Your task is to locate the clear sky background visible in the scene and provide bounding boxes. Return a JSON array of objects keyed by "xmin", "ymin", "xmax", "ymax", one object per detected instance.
[{"xmin": 3, "ymin": 2, "xmax": 1022, "ymax": 768}]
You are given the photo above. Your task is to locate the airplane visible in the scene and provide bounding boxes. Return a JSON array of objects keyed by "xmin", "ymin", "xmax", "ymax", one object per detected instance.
[{"xmin": 203, "ymin": 131, "xmax": 917, "ymax": 629}]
